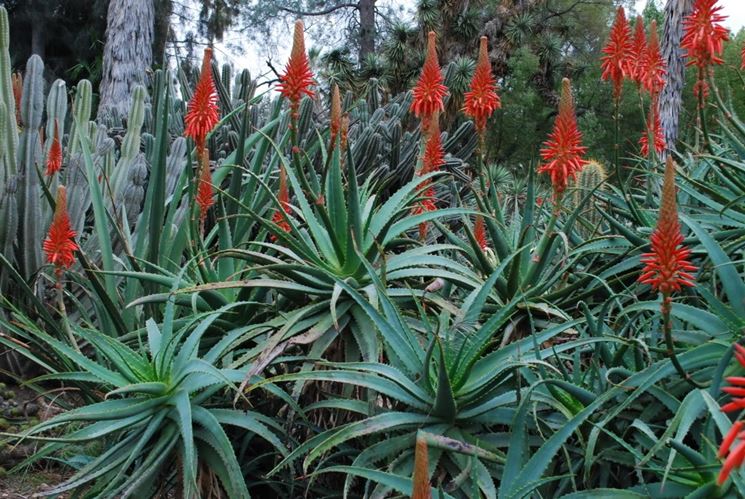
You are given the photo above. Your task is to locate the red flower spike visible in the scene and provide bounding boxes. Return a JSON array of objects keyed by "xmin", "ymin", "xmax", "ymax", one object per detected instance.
[
  {"xmin": 639, "ymin": 157, "xmax": 697, "ymax": 295},
  {"xmin": 630, "ymin": 17, "xmax": 647, "ymax": 86},
  {"xmin": 720, "ymin": 440, "xmax": 745, "ymax": 485},
  {"xmin": 538, "ymin": 78, "xmax": 588, "ymax": 196},
  {"xmin": 463, "ymin": 36, "xmax": 500, "ymax": 134},
  {"xmin": 412, "ymin": 435, "xmax": 431, "ymax": 499},
  {"xmin": 474, "ymin": 215, "xmax": 488, "ymax": 250},
  {"xmin": 195, "ymin": 150, "xmax": 215, "ymax": 222},
  {"xmin": 11, "ymin": 72, "xmax": 22, "ymax": 125},
  {"xmin": 601, "ymin": 7, "xmax": 633, "ymax": 100},
  {"xmin": 43, "ymin": 186, "xmax": 78, "ymax": 270},
  {"xmin": 46, "ymin": 119, "xmax": 63, "ymax": 176},
  {"xmin": 720, "ymin": 422, "xmax": 745, "ymax": 458},
  {"xmin": 185, "ymin": 48, "xmax": 220, "ymax": 150},
  {"xmin": 741, "ymin": 42, "xmax": 745, "ymax": 70},
  {"xmin": 640, "ymin": 103, "xmax": 665, "ymax": 157},
  {"xmin": 411, "ymin": 31, "xmax": 448, "ymax": 131},
  {"xmin": 421, "ymin": 120, "xmax": 445, "ymax": 175},
  {"xmin": 638, "ymin": 21, "xmax": 667, "ymax": 97},
  {"xmin": 278, "ymin": 20, "xmax": 315, "ymax": 114},
  {"xmin": 682, "ymin": 0, "xmax": 728, "ymax": 70},
  {"xmin": 271, "ymin": 165, "xmax": 292, "ymax": 239}
]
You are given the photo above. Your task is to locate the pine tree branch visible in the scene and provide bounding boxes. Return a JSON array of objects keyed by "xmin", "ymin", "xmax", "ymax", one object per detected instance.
[{"xmin": 278, "ymin": 2, "xmax": 358, "ymax": 17}]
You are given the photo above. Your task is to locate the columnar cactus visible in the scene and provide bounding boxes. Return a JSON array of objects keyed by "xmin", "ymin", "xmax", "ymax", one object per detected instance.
[
  {"xmin": 17, "ymin": 55, "xmax": 45, "ymax": 279},
  {"xmin": 68, "ymin": 79, "xmax": 93, "ymax": 156},
  {"xmin": 571, "ymin": 159, "xmax": 607, "ymax": 237},
  {"xmin": 0, "ymin": 7, "xmax": 18, "ymax": 180}
]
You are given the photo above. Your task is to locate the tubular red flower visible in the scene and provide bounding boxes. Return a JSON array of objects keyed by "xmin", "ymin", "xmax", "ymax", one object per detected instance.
[
  {"xmin": 720, "ymin": 440, "xmax": 745, "ymax": 485},
  {"xmin": 638, "ymin": 21, "xmax": 666, "ymax": 97},
  {"xmin": 195, "ymin": 149, "xmax": 215, "ymax": 222},
  {"xmin": 463, "ymin": 36, "xmax": 500, "ymax": 134},
  {"xmin": 538, "ymin": 78, "xmax": 588, "ymax": 196},
  {"xmin": 43, "ymin": 186, "xmax": 78, "ymax": 270},
  {"xmin": 412, "ymin": 436, "xmax": 431, "ymax": 499},
  {"xmin": 271, "ymin": 165, "xmax": 292, "ymax": 238},
  {"xmin": 638, "ymin": 157, "xmax": 697, "ymax": 295},
  {"xmin": 630, "ymin": 16, "xmax": 647, "ymax": 86},
  {"xmin": 640, "ymin": 103, "xmax": 665, "ymax": 157},
  {"xmin": 719, "ymin": 421, "xmax": 744, "ymax": 458},
  {"xmin": 46, "ymin": 119, "xmax": 63, "ymax": 176},
  {"xmin": 185, "ymin": 48, "xmax": 220, "ymax": 150},
  {"xmin": 474, "ymin": 214, "xmax": 488, "ymax": 250},
  {"xmin": 601, "ymin": 7, "xmax": 633, "ymax": 100},
  {"xmin": 735, "ymin": 343, "xmax": 745, "ymax": 368},
  {"xmin": 412, "ymin": 122, "xmax": 443, "ymax": 238},
  {"xmin": 278, "ymin": 20, "xmax": 315, "ymax": 113},
  {"xmin": 411, "ymin": 31, "xmax": 448, "ymax": 130}
]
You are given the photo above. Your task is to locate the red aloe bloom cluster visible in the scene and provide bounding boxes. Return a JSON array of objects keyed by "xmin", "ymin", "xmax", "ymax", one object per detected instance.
[
  {"xmin": 741, "ymin": 41, "xmax": 745, "ymax": 70},
  {"xmin": 538, "ymin": 78, "xmax": 588, "ymax": 196},
  {"xmin": 278, "ymin": 20, "xmax": 315, "ymax": 115},
  {"xmin": 473, "ymin": 215, "xmax": 488, "ymax": 250},
  {"xmin": 46, "ymin": 119, "xmax": 63, "ymax": 176},
  {"xmin": 463, "ymin": 36, "xmax": 500, "ymax": 134},
  {"xmin": 43, "ymin": 186, "xmax": 78, "ymax": 270},
  {"xmin": 271, "ymin": 165, "xmax": 292, "ymax": 239},
  {"xmin": 681, "ymin": 0, "xmax": 729, "ymax": 99},
  {"xmin": 640, "ymin": 103, "xmax": 665, "ymax": 157},
  {"xmin": 185, "ymin": 48, "xmax": 220, "ymax": 150},
  {"xmin": 411, "ymin": 32, "xmax": 448, "ymax": 131},
  {"xmin": 717, "ymin": 344, "xmax": 745, "ymax": 484},
  {"xmin": 412, "ymin": 122, "xmax": 445, "ymax": 239},
  {"xmin": 639, "ymin": 158, "xmax": 696, "ymax": 295},
  {"xmin": 629, "ymin": 17, "xmax": 647, "ymax": 86},
  {"xmin": 638, "ymin": 21, "xmax": 666, "ymax": 97},
  {"xmin": 601, "ymin": 7, "xmax": 633, "ymax": 100},
  {"xmin": 195, "ymin": 150, "xmax": 215, "ymax": 223}
]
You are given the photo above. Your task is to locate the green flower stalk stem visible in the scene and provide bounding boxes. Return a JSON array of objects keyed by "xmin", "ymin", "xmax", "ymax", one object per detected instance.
[
  {"xmin": 698, "ymin": 67, "xmax": 714, "ymax": 155},
  {"xmin": 521, "ymin": 194, "xmax": 561, "ymax": 290},
  {"xmin": 662, "ymin": 294, "xmax": 703, "ymax": 389},
  {"xmin": 54, "ymin": 271, "xmax": 80, "ymax": 353}
]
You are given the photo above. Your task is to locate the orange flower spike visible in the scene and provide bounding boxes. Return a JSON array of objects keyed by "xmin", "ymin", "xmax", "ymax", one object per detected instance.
[
  {"xmin": 411, "ymin": 31, "xmax": 448, "ymax": 130},
  {"xmin": 278, "ymin": 20, "xmax": 315, "ymax": 116},
  {"xmin": 640, "ymin": 103, "xmax": 665, "ymax": 157},
  {"xmin": 43, "ymin": 186, "xmax": 78, "ymax": 270},
  {"xmin": 330, "ymin": 84, "xmax": 341, "ymax": 147},
  {"xmin": 719, "ymin": 439, "xmax": 745, "ymax": 485},
  {"xmin": 639, "ymin": 21, "xmax": 666, "ymax": 97},
  {"xmin": 463, "ymin": 36, "xmax": 500, "ymax": 134},
  {"xmin": 474, "ymin": 214, "xmax": 488, "ymax": 250},
  {"xmin": 630, "ymin": 16, "xmax": 647, "ymax": 85},
  {"xmin": 46, "ymin": 119, "xmax": 63, "ymax": 176},
  {"xmin": 185, "ymin": 48, "xmax": 220, "ymax": 150},
  {"xmin": 639, "ymin": 157, "xmax": 697, "ymax": 295},
  {"xmin": 195, "ymin": 150, "xmax": 215, "ymax": 221},
  {"xmin": 421, "ymin": 120, "xmax": 445, "ymax": 175},
  {"xmin": 412, "ymin": 435, "xmax": 431, "ymax": 499},
  {"xmin": 601, "ymin": 7, "xmax": 633, "ymax": 100},
  {"xmin": 741, "ymin": 41, "xmax": 745, "ymax": 70},
  {"xmin": 271, "ymin": 166, "xmax": 292, "ymax": 238},
  {"xmin": 538, "ymin": 78, "xmax": 588, "ymax": 196}
]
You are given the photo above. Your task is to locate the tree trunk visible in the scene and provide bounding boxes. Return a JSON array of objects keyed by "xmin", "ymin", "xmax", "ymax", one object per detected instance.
[
  {"xmin": 152, "ymin": 0, "xmax": 172, "ymax": 67},
  {"xmin": 660, "ymin": 0, "xmax": 694, "ymax": 155},
  {"xmin": 97, "ymin": 0, "xmax": 154, "ymax": 121},
  {"xmin": 358, "ymin": 0, "xmax": 375, "ymax": 62}
]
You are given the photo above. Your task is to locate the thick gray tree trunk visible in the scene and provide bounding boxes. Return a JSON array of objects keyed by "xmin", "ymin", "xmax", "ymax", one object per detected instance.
[
  {"xmin": 358, "ymin": 0, "xmax": 376, "ymax": 61},
  {"xmin": 660, "ymin": 0, "xmax": 694, "ymax": 155},
  {"xmin": 97, "ymin": 0, "xmax": 154, "ymax": 121}
]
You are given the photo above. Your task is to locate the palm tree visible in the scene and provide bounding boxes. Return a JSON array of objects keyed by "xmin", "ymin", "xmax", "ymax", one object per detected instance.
[
  {"xmin": 97, "ymin": 0, "xmax": 154, "ymax": 121},
  {"xmin": 659, "ymin": 0, "xmax": 694, "ymax": 155}
]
